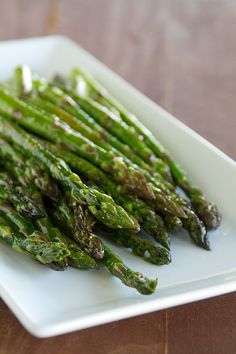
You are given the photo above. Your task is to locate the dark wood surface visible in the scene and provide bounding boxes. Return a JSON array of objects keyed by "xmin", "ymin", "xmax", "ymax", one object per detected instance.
[{"xmin": 0, "ymin": 1, "xmax": 235, "ymax": 353}]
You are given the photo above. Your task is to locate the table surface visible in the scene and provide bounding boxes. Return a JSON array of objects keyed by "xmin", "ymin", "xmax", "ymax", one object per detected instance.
[{"xmin": 0, "ymin": 1, "xmax": 235, "ymax": 353}]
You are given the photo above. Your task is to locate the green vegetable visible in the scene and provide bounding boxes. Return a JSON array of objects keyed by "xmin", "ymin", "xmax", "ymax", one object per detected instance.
[
  {"xmin": 0, "ymin": 215, "xmax": 69, "ymax": 265},
  {"xmin": 102, "ymin": 245, "xmax": 157, "ymax": 295},
  {"xmin": 0, "ymin": 116, "xmax": 138, "ymax": 231},
  {"xmin": 41, "ymin": 140, "xmax": 170, "ymax": 249},
  {"xmin": 0, "ymin": 137, "xmax": 59, "ymax": 201},
  {"xmin": 48, "ymin": 198, "xmax": 157, "ymax": 295},
  {"xmin": 48, "ymin": 197, "xmax": 105, "ymax": 260},
  {"xmin": 100, "ymin": 229, "xmax": 171, "ymax": 265},
  {"xmin": 69, "ymin": 68, "xmax": 221, "ymax": 230},
  {"xmin": 0, "ymin": 171, "xmax": 45, "ymax": 219},
  {"xmin": 0, "ymin": 85, "xmax": 154, "ymax": 201}
]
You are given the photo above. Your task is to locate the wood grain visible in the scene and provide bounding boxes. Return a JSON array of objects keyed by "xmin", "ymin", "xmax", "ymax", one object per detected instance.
[
  {"xmin": 0, "ymin": 0, "xmax": 51, "ymax": 40},
  {"xmin": 0, "ymin": 0, "xmax": 235, "ymax": 353}
]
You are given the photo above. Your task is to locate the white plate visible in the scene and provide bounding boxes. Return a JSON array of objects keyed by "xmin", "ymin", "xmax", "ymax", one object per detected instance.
[{"xmin": 0, "ymin": 36, "xmax": 235, "ymax": 338}]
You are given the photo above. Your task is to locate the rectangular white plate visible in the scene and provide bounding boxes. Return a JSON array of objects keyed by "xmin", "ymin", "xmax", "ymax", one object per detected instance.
[{"xmin": 0, "ymin": 36, "xmax": 235, "ymax": 338}]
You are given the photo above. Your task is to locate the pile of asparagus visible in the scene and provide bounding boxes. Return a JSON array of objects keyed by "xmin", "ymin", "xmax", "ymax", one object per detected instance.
[{"xmin": 0, "ymin": 66, "xmax": 221, "ymax": 295}]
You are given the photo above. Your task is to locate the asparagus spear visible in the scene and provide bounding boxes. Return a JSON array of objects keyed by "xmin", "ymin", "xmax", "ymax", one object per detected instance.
[
  {"xmin": 99, "ymin": 229, "xmax": 171, "ymax": 265},
  {"xmin": 40, "ymin": 140, "xmax": 170, "ymax": 248},
  {"xmin": 102, "ymin": 244, "xmax": 158, "ymax": 295},
  {"xmin": 0, "ymin": 201, "xmax": 35, "ymax": 236},
  {"xmin": 0, "ymin": 116, "xmax": 139, "ymax": 231},
  {"xmin": 14, "ymin": 65, "xmax": 33, "ymax": 97},
  {"xmin": 0, "ymin": 86, "xmax": 154, "ymax": 201},
  {"xmin": 0, "ymin": 171, "xmax": 45, "ymax": 219},
  {"xmin": 182, "ymin": 206, "xmax": 209, "ymax": 250},
  {"xmin": 0, "ymin": 137, "xmax": 59, "ymax": 201},
  {"xmin": 65, "ymin": 240, "xmax": 98, "ymax": 269},
  {"xmin": 163, "ymin": 215, "xmax": 183, "ymax": 233},
  {"xmin": 0, "ymin": 215, "xmax": 69, "ymax": 265},
  {"xmin": 35, "ymin": 217, "xmax": 98, "ymax": 269},
  {"xmin": 27, "ymin": 95, "xmax": 174, "ymax": 192},
  {"xmin": 70, "ymin": 68, "xmax": 221, "ymax": 230},
  {"xmin": 0, "ymin": 201, "xmax": 69, "ymax": 270},
  {"xmin": 0, "ymin": 181, "xmax": 96, "ymax": 269},
  {"xmin": 48, "ymin": 197, "xmax": 105, "ymax": 259},
  {"xmin": 48, "ymin": 198, "xmax": 157, "ymax": 294}
]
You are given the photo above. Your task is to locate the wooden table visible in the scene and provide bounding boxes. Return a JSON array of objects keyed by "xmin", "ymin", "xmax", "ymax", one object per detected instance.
[{"xmin": 0, "ymin": 1, "xmax": 235, "ymax": 353}]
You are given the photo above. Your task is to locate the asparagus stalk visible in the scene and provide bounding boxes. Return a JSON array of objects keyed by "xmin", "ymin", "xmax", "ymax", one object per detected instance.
[
  {"xmin": 35, "ymin": 217, "xmax": 98, "ymax": 269},
  {"xmin": 48, "ymin": 197, "xmax": 105, "ymax": 259},
  {"xmin": 47, "ymin": 198, "xmax": 157, "ymax": 294},
  {"xmin": 0, "ymin": 137, "xmax": 59, "ymax": 201},
  {"xmin": 0, "ymin": 116, "xmax": 138, "ymax": 231},
  {"xmin": 0, "ymin": 85, "xmax": 154, "ymax": 201},
  {"xmin": 0, "ymin": 215, "xmax": 69, "ymax": 265},
  {"xmin": 0, "ymin": 201, "xmax": 35, "ymax": 236},
  {"xmin": 0, "ymin": 201, "xmax": 69, "ymax": 270},
  {"xmin": 102, "ymin": 245, "xmax": 157, "ymax": 295},
  {"xmin": 14, "ymin": 65, "xmax": 33, "ymax": 96},
  {"xmin": 99, "ymin": 229, "xmax": 171, "ymax": 265},
  {"xmin": 0, "ymin": 186, "xmax": 97, "ymax": 269},
  {"xmin": 0, "ymin": 171, "xmax": 45, "ymax": 219},
  {"xmin": 70, "ymin": 68, "xmax": 221, "ymax": 230},
  {"xmin": 41, "ymin": 140, "xmax": 170, "ymax": 249},
  {"xmin": 163, "ymin": 215, "xmax": 183, "ymax": 233},
  {"xmin": 27, "ymin": 95, "xmax": 175, "ymax": 193}
]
